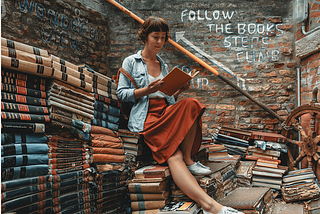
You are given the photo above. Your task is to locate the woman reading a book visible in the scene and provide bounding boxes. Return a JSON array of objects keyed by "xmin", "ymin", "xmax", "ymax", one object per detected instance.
[{"xmin": 116, "ymin": 16, "xmax": 243, "ymax": 214}]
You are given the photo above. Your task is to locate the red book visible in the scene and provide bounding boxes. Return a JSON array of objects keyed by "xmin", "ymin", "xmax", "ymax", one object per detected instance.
[
  {"xmin": 250, "ymin": 131, "xmax": 286, "ymax": 143},
  {"xmin": 245, "ymin": 155, "xmax": 281, "ymax": 164},
  {"xmin": 135, "ymin": 165, "xmax": 171, "ymax": 179}
]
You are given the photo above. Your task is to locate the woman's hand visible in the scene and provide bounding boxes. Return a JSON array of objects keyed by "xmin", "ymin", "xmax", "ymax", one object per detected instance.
[
  {"xmin": 146, "ymin": 79, "xmax": 165, "ymax": 94},
  {"xmin": 134, "ymin": 79, "xmax": 164, "ymax": 99}
]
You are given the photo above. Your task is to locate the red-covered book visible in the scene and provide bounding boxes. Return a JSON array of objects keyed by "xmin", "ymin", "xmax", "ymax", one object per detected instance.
[
  {"xmin": 250, "ymin": 131, "xmax": 286, "ymax": 143},
  {"xmin": 135, "ymin": 165, "xmax": 171, "ymax": 179},
  {"xmin": 245, "ymin": 155, "xmax": 281, "ymax": 164}
]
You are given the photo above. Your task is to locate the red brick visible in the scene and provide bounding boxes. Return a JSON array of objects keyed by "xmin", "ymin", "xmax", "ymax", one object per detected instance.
[
  {"xmin": 217, "ymin": 111, "xmax": 231, "ymax": 116},
  {"xmin": 309, "ymin": 60, "xmax": 320, "ymax": 69},
  {"xmin": 287, "ymin": 61, "xmax": 297, "ymax": 68},
  {"xmin": 277, "ymin": 96, "xmax": 291, "ymax": 103},
  {"xmin": 266, "ymin": 104, "xmax": 281, "ymax": 110},
  {"xmin": 279, "ymin": 70, "xmax": 291, "ymax": 76},
  {"xmin": 274, "ymin": 63, "xmax": 285, "ymax": 69},
  {"xmin": 267, "ymin": 78, "xmax": 282, "ymax": 83},
  {"xmin": 241, "ymin": 112, "xmax": 250, "ymax": 117},
  {"xmin": 267, "ymin": 17, "xmax": 282, "ymax": 23},
  {"xmin": 240, "ymin": 124, "xmax": 251, "ymax": 129},
  {"xmin": 244, "ymin": 65, "xmax": 254, "ymax": 70},
  {"xmin": 261, "ymin": 118, "xmax": 279, "ymax": 124},
  {"xmin": 251, "ymin": 118, "xmax": 260, "ymax": 123},
  {"xmin": 276, "ymin": 110, "xmax": 289, "ymax": 116},
  {"xmin": 281, "ymin": 48, "xmax": 293, "ymax": 55},
  {"xmin": 310, "ymin": 11, "xmax": 320, "ymax": 18},
  {"xmin": 203, "ymin": 104, "xmax": 215, "ymax": 109},
  {"xmin": 210, "ymin": 110, "xmax": 216, "ymax": 115},
  {"xmin": 213, "ymin": 47, "xmax": 227, "ymax": 52},
  {"xmin": 278, "ymin": 25, "xmax": 293, "ymax": 31},
  {"xmin": 283, "ymin": 77, "xmax": 295, "ymax": 83},
  {"xmin": 278, "ymin": 42, "xmax": 291, "ymax": 47},
  {"xmin": 261, "ymin": 71, "xmax": 277, "ymax": 77},
  {"xmin": 202, "ymin": 116, "xmax": 214, "ymax": 122},
  {"xmin": 312, "ymin": 75, "xmax": 320, "ymax": 84},
  {"xmin": 210, "ymin": 92, "xmax": 219, "ymax": 96},
  {"xmin": 215, "ymin": 116, "xmax": 234, "ymax": 123},
  {"xmin": 247, "ymin": 71, "xmax": 258, "ymax": 77}
]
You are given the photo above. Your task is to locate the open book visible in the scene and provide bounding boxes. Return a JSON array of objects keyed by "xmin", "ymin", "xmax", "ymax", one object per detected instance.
[{"xmin": 159, "ymin": 66, "xmax": 199, "ymax": 96}]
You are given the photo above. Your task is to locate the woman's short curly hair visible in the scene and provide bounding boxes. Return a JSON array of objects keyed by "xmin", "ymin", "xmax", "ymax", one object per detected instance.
[{"xmin": 138, "ymin": 16, "xmax": 171, "ymax": 43}]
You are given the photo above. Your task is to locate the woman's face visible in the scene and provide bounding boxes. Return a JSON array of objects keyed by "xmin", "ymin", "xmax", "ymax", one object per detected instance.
[{"xmin": 145, "ymin": 31, "xmax": 167, "ymax": 52}]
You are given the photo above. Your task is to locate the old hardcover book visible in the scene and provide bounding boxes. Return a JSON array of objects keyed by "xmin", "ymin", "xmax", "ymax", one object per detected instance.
[
  {"xmin": 49, "ymin": 93, "xmax": 94, "ymax": 113},
  {"xmin": 159, "ymin": 67, "xmax": 199, "ymax": 96},
  {"xmin": 1, "ymin": 46, "xmax": 52, "ymax": 67},
  {"xmin": 252, "ymin": 169, "xmax": 283, "ymax": 178},
  {"xmin": 235, "ymin": 161, "xmax": 255, "ymax": 185},
  {"xmin": 1, "ymin": 55, "xmax": 53, "ymax": 77},
  {"xmin": 132, "ymin": 210, "xmax": 160, "ymax": 214},
  {"xmin": 2, "ymin": 68, "xmax": 46, "ymax": 84},
  {"xmin": 269, "ymin": 203, "xmax": 305, "ymax": 214},
  {"xmin": 1, "ymin": 122, "xmax": 45, "ymax": 133},
  {"xmin": 2, "ymin": 102, "xmax": 49, "ymax": 114},
  {"xmin": 256, "ymin": 159, "xmax": 279, "ymax": 168},
  {"xmin": 130, "ymin": 191, "xmax": 170, "ymax": 201},
  {"xmin": 49, "ymin": 88, "xmax": 93, "ymax": 106},
  {"xmin": 130, "ymin": 177, "xmax": 169, "ymax": 183},
  {"xmin": 217, "ymin": 126, "xmax": 252, "ymax": 140},
  {"xmin": 128, "ymin": 179, "xmax": 171, "ymax": 193},
  {"xmin": 93, "ymin": 88, "xmax": 118, "ymax": 100},
  {"xmin": 1, "ymin": 83, "xmax": 47, "ymax": 98},
  {"xmin": 52, "ymin": 61, "xmax": 93, "ymax": 83},
  {"xmin": 131, "ymin": 199, "xmax": 170, "ymax": 211},
  {"xmin": 50, "ymin": 106, "xmax": 91, "ymax": 124},
  {"xmin": 1, "ymin": 37, "xmax": 49, "ymax": 57},
  {"xmin": 217, "ymin": 187, "xmax": 272, "ymax": 211},
  {"xmin": 92, "ymin": 154, "xmax": 125, "ymax": 163},
  {"xmin": 51, "ymin": 69, "xmax": 92, "ymax": 92},
  {"xmin": 208, "ymin": 151, "xmax": 229, "ymax": 160},
  {"xmin": 1, "ymin": 112, "xmax": 50, "ymax": 123},
  {"xmin": 91, "ymin": 147, "xmax": 124, "ymax": 155},
  {"xmin": 253, "ymin": 165, "xmax": 288, "ymax": 174},
  {"xmin": 205, "ymin": 144, "xmax": 226, "ymax": 152},
  {"xmin": 94, "ymin": 100, "xmax": 121, "ymax": 116},
  {"xmin": 93, "ymin": 80, "xmax": 117, "ymax": 91},
  {"xmin": 247, "ymin": 151, "xmax": 278, "ymax": 160},
  {"xmin": 49, "ymin": 100, "xmax": 93, "ymax": 119},
  {"xmin": 95, "ymin": 93, "xmax": 121, "ymax": 108},
  {"xmin": 247, "ymin": 146, "xmax": 281, "ymax": 157},
  {"xmin": 2, "ymin": 92, "xmax": 48, "ymax": 106},
  {"xmin": 250, "ymin": 131, "xmax": 286, "ymax": 143},
  {"xmin": 283, "ymin": 171, "xmax": 316, "ymax": 183},
  {"xmin": 214, "ymin": 133, "xmax": 249, "ymax": 144},
  {"xmin": 245, "ymin": 155, "xmax": 281, "ymax": 164},
  {"xmin": 135, "ymin": 165, "xmax": 171, "ymax": 179},
  {"xmin": 252, "ymin": 175, "xmax": 282, "ymax": 185},
  {"xmin": 158, "ymin": 201, "xmax": 199, "ymax": 214},
  {"xmin": 307, "ymin": 198, "xmax": 320, "ymax": 214},
  {"xmin": 91, "ymin": 119, "xmax": 119, "ymax": 131},
  {"xmin": 252, "ymin": 181, "xmax": 281, "ymax": 190},
  {"xmin": 90, "ymin": 125, "xmax": 118, "ymax": 137}
]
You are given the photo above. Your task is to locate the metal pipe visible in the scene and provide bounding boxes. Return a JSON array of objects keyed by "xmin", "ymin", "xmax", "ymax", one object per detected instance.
[
  {"xmin": 107, "ymin": 0, "xmax": 285, "ymax": 123},
  {"xmin": 297, "ymin": 67, "xmax": 301, "ymax": 169}
]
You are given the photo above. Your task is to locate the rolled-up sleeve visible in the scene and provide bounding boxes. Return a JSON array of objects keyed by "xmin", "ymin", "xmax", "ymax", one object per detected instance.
[{"xmin": 116, "ymin": 58, "xmax": 136, "ymax": 103}]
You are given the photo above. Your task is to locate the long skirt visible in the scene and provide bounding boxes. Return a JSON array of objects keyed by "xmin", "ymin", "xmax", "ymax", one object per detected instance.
[{"xmin": 139, "ymin": 97, "xmax": 205, "ymax": 164}]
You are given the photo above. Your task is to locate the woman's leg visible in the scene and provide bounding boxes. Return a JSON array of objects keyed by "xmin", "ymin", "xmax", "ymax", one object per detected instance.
[
  {"xmin": 167, "ymin": 149, "xmax": 223, "ymax": 214},
  {"xmin": 179, "ymin": 117, "xmax": 199, "ymax": 166}
]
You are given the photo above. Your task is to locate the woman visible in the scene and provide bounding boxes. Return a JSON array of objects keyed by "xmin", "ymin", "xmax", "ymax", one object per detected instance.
[{"xmin": 116, "ymin": 16, "xmax": 243, "ymax": 214}]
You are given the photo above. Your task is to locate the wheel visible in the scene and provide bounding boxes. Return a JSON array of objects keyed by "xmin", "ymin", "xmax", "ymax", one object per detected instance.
[{"xmin": 281, "ymin": 87, "xmax": 320, "ymax": 171}]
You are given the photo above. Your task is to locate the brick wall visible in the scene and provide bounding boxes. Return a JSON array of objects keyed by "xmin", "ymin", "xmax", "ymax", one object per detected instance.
[{"xmin": 1, "ymin": 0, "xmax": 300, "ymax": 135}]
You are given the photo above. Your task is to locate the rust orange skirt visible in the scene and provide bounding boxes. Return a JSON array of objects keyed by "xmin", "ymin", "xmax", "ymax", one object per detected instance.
[{"xmin": 139, "ymin": 97, "xmax": 205, "ymax": 164}]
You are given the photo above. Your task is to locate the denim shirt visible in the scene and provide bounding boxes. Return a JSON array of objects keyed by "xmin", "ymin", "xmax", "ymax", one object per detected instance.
[{"xmin": 116, "ymin": 50, "xmax": 176, "ymax": 132}]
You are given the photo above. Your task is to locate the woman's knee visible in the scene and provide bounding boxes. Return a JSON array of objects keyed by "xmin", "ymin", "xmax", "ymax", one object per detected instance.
[{"xmin": 167, "ymin": 149, "xmax": 184, "ymax": 163}]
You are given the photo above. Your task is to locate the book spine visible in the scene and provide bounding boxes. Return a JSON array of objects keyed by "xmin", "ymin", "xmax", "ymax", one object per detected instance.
[
  {"xmin": 1, "ymin": 92, "xmax": 47, "ymax": 106},
  {"xmin": 49, "ymin": 88, "xmax": 94, "ymax": 106},
  {"xmin": 49, "ymin": 156, "xmax": 89, "ymax": 164},
  {"xmin": 90, "ymin": 125, "xmax": 118, "ymax": 136},
  {"xmin": 1, "ymin": 46, "xmax": 52, "ymax": 67},
  {"xmin": 1, "ymin": 83, "xmax": 47, "ymax": 98},
  {"xmin": 1, "ymin": 122, "xmax": 45, "ymax": 133},
  {"xmin": 1, "ymin": 133, "xmax": 48, "ymax": 144},
  {"xmin": 1, "ymin": 174, "xmax": 52, "ymax": 192},
  {"xmin": 131, "ymin": 200, "xmax": 166, "ymax": 211},
  {"xmin": 1, "ymin": 164, "xmax": 49, "ymax": 181},
  {"xmin": 49, "ymin": 96, "xmax": 94, "ymax": 114},
  {"xmin": 245, "ymin": 155, "xmax": 281, "ymax": 164},
  {"xmin": 50, "ymin": 164, "xmax": 90, "ymax": 175},
  {"xmin": 94, "ymin": 110, "xmax": 120, "ymax": 123},
  {"xmin": 94, "ymin": 101, "xmax": 120, "ymax": 117},
  {"xmin": 1, "ymin": 37, "xmax": 49, "ymax": 57},
  {"xmin": 1, "ymin": 55, "xmax": 53, "ymax": 78},
  {"xmin": 91, "ymin": 140, "xmax": 122, "ymax": 148},
  {"xmin": 1, "ymin": 102, "xmax": 49, "ymax": 114},
  {"xmin": 2, "ymin": 68, "xmax": 46, "ymax": 85},
  {"xmin": 52, "ymin": 69, "xmax": 92, "ymax": 92},
  {"xmin": 94, "ymin": 94, "xmax": 121, "ymax": 108},
  {"xmin": 93, "ymin": 80, "xmax": 117, "ymax": 91},
  {"xmin": 2, "ymin": 75, "xmax": 46, "ymax": 91},
  {"xmin": 1, "ymin": 112, "xmax": 50, "ymax": 122},
  {"xmin": 219, "ymin": 130, "xmax": 251, "ymax": 140},
  {"xmin": 92, "ymin": 147, "xmax": 124, "ymax": 155},
  {"xmin": 130, "ymin": 193, "xmax": 167, "ymax": 201},
  {"xmin": 93, "ymin": 87, "xmax": 117, "ymax": 99},
  {"xmin": 10, "ymin": 199, "xmax": 53, "ymax": 213},
  {"xmin": 52, "ymin": 55, "xmax": 92, "ymax": 76},
  {"xmin": 50, "ymin": 161, "xmax": 88, "ymax": 169},
  {"xmin": 99, "ymin": 181, "xmax": 127, "ymax": 192},
  {"xmin": 92, "ymin": 119, "xmax": 119, "ymax": 131},
  {"xmin": 92, "ymin": 154, "xmax": 125, "ymax": 163},
  {"xmin": 1, "ymin": 143, "xmax": 48, "ymax": 156},
  {"xmin": 251, "ymin": 134, "xmax": 285, "ymax": 143},
  {"xmin": 50, "ymin": 106, "xmax": 91, "ymax": 124},
  {"xmin": 2, "ymin": 154, "xmax": 49, "ymax": 168}
]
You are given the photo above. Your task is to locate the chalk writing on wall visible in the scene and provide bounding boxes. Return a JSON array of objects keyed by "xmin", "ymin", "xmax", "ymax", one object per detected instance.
[
  {"xmin": 17, "ymin": 0, "xmax": 105, "ymax": 50},
  {"xmin": 180, "ymin": 9, "xmax": 284, "ymax": 64}
]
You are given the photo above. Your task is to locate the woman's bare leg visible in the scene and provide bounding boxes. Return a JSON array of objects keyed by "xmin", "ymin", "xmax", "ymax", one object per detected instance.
[
  {"xmin": 179, "ymin": 118, "xmax": 199, "ymax": 166},
  {"xmin": 167, "ymin": 149, "xmax": 223, "ymax": 214}
]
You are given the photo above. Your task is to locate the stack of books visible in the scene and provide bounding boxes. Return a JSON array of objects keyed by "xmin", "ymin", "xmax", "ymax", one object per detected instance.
[
  {"xmin": 95, "ymin": 169, "xmax": 129, "ymax": 214},
  {"xmin": 282, "ymin": 168, "xmax": 320, "ymax": 202},
  {"xmin": 251, "ymin": 159, "xmax": 288, "ymax": 190},
  {"xmin": 206, "ymin": 144, "xmax": 229, "ymax": 161},
  {"xmin": 207, "ymin": 162, "xmax": 237, "ymax": 200},
  {"xmin": 1, "ymin": 133, "xmax": 49, "ymax": 182},
  {"xmin": 246, "ymin": 145, "xmax": 281, "ymax": 163},
  {"xmin": 267, "ymin": 203, "xmax": 305, "ymax": 214},
  {"xmin": 217, "ymin": 187, "xmax": 274, "ymax": 214},
  {"xmin": 158, "ymin": 201, "xmax": 201, "ymax": 214},
  {"xmin": 213, "ymin": 126, "xmax": 250, "ymax": 157},
  {"xmin": 128, "ymin": 165, "xmax": 172, "ymax": 214},
  {"xmin": 93, "ymin": 100, "xmax": 120, "ymax": 131},
  {"xmin": 118, "ymin": 129, "xmax": 140, "ymax": 158},
  {"xmin": 235, "ymin": 161, "xmax": 256, "ymax": 187}
]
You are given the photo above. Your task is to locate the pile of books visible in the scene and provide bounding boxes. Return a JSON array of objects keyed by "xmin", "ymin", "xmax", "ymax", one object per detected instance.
[
  {"xmin": 235, "ymin": 161, "xmax": 255, "ymax": 187},
  {"xmin": 206, "ymin": 144, "xmax": 229, "ymax": 161},
  {"xmin": 217, "ymin": 187, "xmax": 274, "ymax": 214},
  {"xmin": 118, "ymin": 129, "xmax": 140, "ymax": 158},
  {"xmin": 95, "ymin": 169, "xmax": 129, "ymax": 213},
  {"xmin": 128, "ymin": 165, "xmax": 172, "ymax": 213},
  {"xmin": 267, "ymin": 203, "xmax": 305, "ymax": 214},
  {"xmin": 282, "ymin": 168, "xmax": 320, "ymax": 202},
  {"xmin": 213, "ymin": 126, "xmax": 250, "ymax": 157},
  {"xmin": 251, "ymin": 159, "xmax": 288, "ymax": 190},
  {"xmin": 158, "ymin": 201, "xmax": 201, "ymax": 214}
]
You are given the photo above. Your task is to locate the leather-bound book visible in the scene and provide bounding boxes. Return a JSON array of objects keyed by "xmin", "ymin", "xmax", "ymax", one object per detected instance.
[
  {"xmin": 1, "ymin": 83, "xmax": 47, "ymax": 98},
  {"xmin": 1, "ymin": 102, "xmax": 49, "ymax": 114},
  {"xmin": 1, "ymin": 122, "xmax": 45, "ymax": 133},
  {"xmin": 93, "ymin": 87, "xmax": 118, "ymax": 100},
  {"xmin": 130, "ymin": 191, "xmax": 171, "ymax": 201},
  {"xmin": 94, "ymin": 93, "xmax": 121, "ymax": 108},
  {"xmin": 217, "ymin": 187, "xmax": 272, "ymax": 212},
  {"xmin": 250, "ymin": 130, "xmax": 286, "ymax": 143},
  {"xmin": 50, "ymin": 106, "xmax": 91, "ymax": 124},
  {"xmin": 1, "ymin": 143, "xmax": 48, "ymax": 156},
  {"xmin": 2, "ymin": 68, "xmax": 46, "ymax": 85},
  {"xmin": 49, "ymin": 100, "xmax": 93, "ymax": 119},
  {"xmin": 1, "ymin": 112, "xmax": 50, "ymax": 123},
  {"xmin": 1, "ymin": 46, "xmax": 52, "ymax": 67},
  {"xmin": 135, "ymin": 165, "xmax": 171, "ymax": 179},
  {"xmin": 49, "ymin": 88, "xmax": 94, "ymax": 106},
  {"xmin": 52, "ymin": 61, "xmax": 93, "ymax": 83},
  {"xmin": 51, "ymin": 55, "xmax": 92, "ymax": 77},
  {"xmin": 51, "ymin": 69, "xmax": 92, "ymax": 92},
  {"xmin": 128, "ymin": 179, "xmax": 171, "ymax": 193},
  {"xmin": 94, "ymin": 100, "xmax": 120, "ymax": 116},
  {"xmin": 91, "ymin": 119, "xmax": 119, "ymax": 131},
  {"xmin": 91, "ymin": 134, "xmax": 121, "ymax": 143},
  {"xmin": 131, "ymin": 199, "xmax": 170, "ymax": 211},
  {"xmin": 91, "ymin": 147, "xmax": 125, "ymax": 155},
  {"xmin": 1, "ymin": 37, "xmax": 49, "ymax": 57},
  {"xmin": 1, "ymin": 154, "xmax": 49, "ymax": 168},
  {"xmin": 1, "ymin": 92, "xmax": 48, "ymax": 106},
  {"xmin": 2, "ymin": 76, "xmax": 46, "ymax": 91},
  {"xmin": 1, "ymin": 55, "xmax": 53, "ymax": 77},
  {"xmin": 93, "ymin": 80, "xmax": 117, "ymax": 91},
  {"xmin": 92, "ymin": 154, "xmax": 125, "ymax": 163},
  {"xmin": 1, "ymin": 164, "xmax": 49, "ymax": 181},
  {"xmin": 90, "ymin": 125, "xmax": 118, "ymax": 137}
]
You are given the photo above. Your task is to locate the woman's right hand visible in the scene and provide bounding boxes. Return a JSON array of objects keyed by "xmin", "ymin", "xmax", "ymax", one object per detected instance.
[
  {"xmin": 146, "ymin": 79, "xmax": 165, "ymax": 94},
  {"xmin": 134, "ymin": 79, "xmax": 164, "ymax": 99}
]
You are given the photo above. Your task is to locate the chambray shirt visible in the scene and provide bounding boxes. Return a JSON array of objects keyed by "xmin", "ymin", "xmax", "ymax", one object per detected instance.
[{"xmin": 116, "ymin": 50, "xmax": 176, "ymax": 133}]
